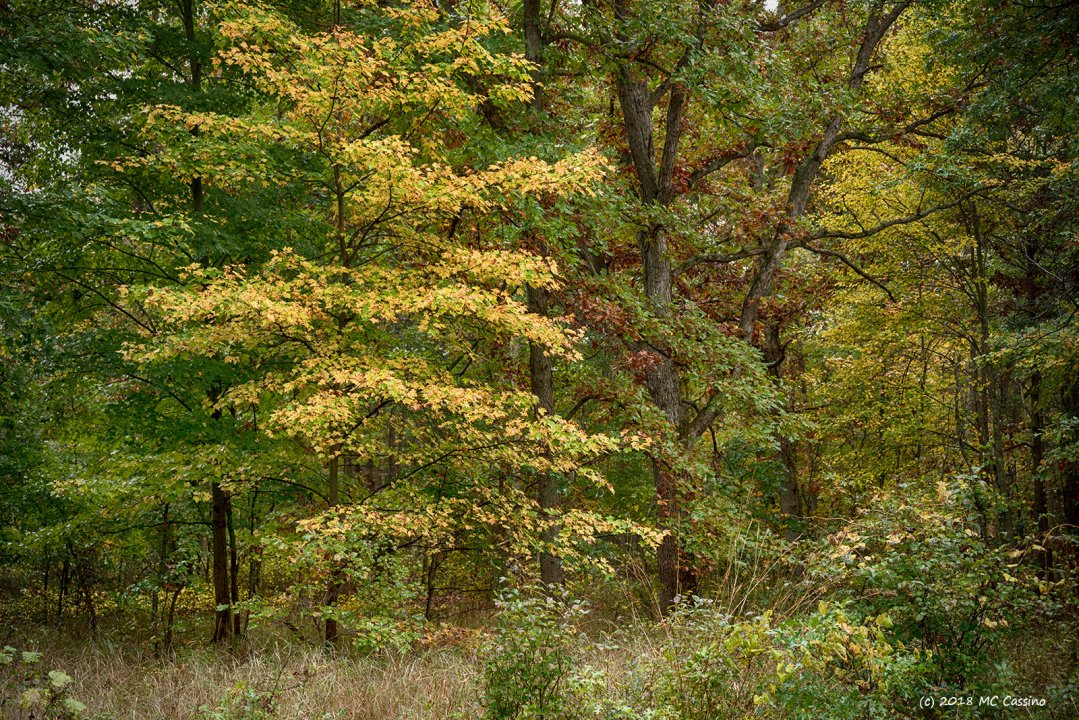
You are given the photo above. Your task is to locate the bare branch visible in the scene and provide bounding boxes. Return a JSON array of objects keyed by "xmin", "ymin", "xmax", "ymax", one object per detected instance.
[
  {"xmin": 757, "ymin": 0, "xmax": 829, "ymax": 31},
  {"xmin": 799, "ymin": 241, "xmax": 897, "ymax": 302},
  {"xmin": 676, "ymin": 246, "xmax": 767, "ymax": 275},
  {"xmin": 810, "ymin": 191, "xmax": 985, "ymax": 241},
  {"xmin": 686, "ymin": 143, "xmax": 759, "ymax": 190}
]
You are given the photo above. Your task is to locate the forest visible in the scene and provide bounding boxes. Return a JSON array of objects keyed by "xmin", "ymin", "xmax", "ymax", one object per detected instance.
[{"xmin": 0, "ymin": 0, "xmax": 1076, "ymax": 717}]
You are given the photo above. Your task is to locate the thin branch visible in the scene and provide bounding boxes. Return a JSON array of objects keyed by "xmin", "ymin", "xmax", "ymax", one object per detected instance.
[
  {"xmin": 685, "ymin": 389, "xmax": 722, "ymax": 441},
  {"xmin": 53, "ymin": 271, "xmax": 156, "ymax": 333},
  {"xmin": 810, "ymin": 192, "xmax": 981, "ymax": 241},
  {"xmin": 260, "ymin": 476, "xmax": 329, "ymax": 504},
  {"xmin": 676, "ymin": 246, "xmax": 766, "ymax": 274},
  {"xmin": 837, "ymin": 105, "xmax": 960, "ymax": 145},
  {"xmin": 123, "ymin": 373, "xmax": 194, "ymax": 412},
  {"xmin": 757, "ymin": 0, "xmax": 828, "ymax": 31},
  {"xmin": 799, "ymin": 241, "xmax": 897, "ymax": 302},
  {"xmin": 564, "ymin": 395, "xmax": 596, "ymax": 420},
  {"xmin": 686, "ymin": 143, "xmax": 759, "ymax": 190}
]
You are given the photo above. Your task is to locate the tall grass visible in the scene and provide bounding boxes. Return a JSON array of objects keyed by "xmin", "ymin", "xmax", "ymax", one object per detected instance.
[{"xmin": 12, "ymin": 636, "xmax": 481, "ymax": 720}]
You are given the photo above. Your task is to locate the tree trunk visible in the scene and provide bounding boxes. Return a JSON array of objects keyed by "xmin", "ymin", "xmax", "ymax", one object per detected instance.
[
  {"xmin": 226, "ymin": 496, "xmax": 241, "ymax": 637},
  {"xmin": 180, "ymin": 0, "xmax": 203, "ymax": 212},
  {"xmin": 1031, "ymin": 373, "xmax": 1051, "ymax": 571},
  {"xmin": 1062, "ymin": 372, "xmax": 1079, "ymax": 533},
  {"xmin": 639, "ymin": 223, "xmax": 698, "ymax": 609},
  {"xmin": 424, "ymin": 551, "xmax": 443, "ymax": 621},
  {"xmin": 614, "ymin": 64, "xmax": 697, "ymax": 613},
  {"xmin": 518, "ymin": 0, "xmax": 563, "ymax": 587},
  {"xmin": 57, "ymin": 555, "xmax": 69, "ymax": 627},
  {"xmin": 41, "ymin": 555, "xmax": 50, "ymax": 625},
  {"xmin": 325, "ymin": 455, "xmax": 342, "ymax": 644},
  {"xmin": 522, "ymin": 0, "xmax": 544, "ymax": 111},
  {"xmin": 1023, "ymin": 235, "xmax": 1051, "ymax": 569},
  {"xmin": 968, "ymin": 202, "xmax": 1011, "ymax": 538},
  {"xmin": 763, "ymin": 320, "xmax": 801, "ymax": 524},
  {"xmin": 528, "ymin": 283, "xmax": 565, "ymax": 586},
  {"xmin": 69, "ymin": 542, "xmax": 97, "ymax": 636},
  {"xmin": 182, "ymin": 2, "xmax": 232, "ymax": 644},
  {"xmin": 211, "ymin": 480, "xmax": 233, "ymax": 643},
  {"xmin": 153, "ymin": 503, "xmax": 170, "ymax": 654},
  {"xmin": 245, "ymin": 489, "xmax": 260, "ymax": 635},
  {"xmin": 78, "ymin": 560, "xmax": 97, "ymax": 636},
  {"xmin": 164, "ymin": 584, "xmax": 182, "ymax": 655}
]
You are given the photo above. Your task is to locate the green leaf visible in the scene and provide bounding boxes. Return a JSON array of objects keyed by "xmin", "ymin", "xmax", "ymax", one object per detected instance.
[
  {"xmin": 19, "ymin": 688, "xmax": 42, "ymax": 708},
  {"xmin": 63, "ymin": 697, "xmax": 88, "ymax": 714},
  {"xmin": 49, "ymin": 669, "xmax": 74, "ymax": 688}
]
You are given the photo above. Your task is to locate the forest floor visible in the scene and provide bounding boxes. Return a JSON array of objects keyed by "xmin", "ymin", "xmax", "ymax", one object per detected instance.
[
  {"xmin": 4, "ymin": 611, "xmax": 677, "ymax": 720},
  {"xmin": 54, "ymin": 640, "xmax": 480, "ymax": 719},
  {"xmin": 9, "ymin": 629, "xmax": 484, "ymax": 720},
  {"xmin": 3, "ymin": 613, "xmax": 1078, "ymax": 720}
]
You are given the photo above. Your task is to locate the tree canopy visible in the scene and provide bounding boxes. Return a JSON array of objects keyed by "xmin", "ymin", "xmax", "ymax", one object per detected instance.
[{"xmin": 1, "ymin": 0, "xmax": 1077, "ymax": 716}]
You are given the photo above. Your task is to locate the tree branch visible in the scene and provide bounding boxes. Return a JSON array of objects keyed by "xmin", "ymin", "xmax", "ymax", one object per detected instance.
[
  {"xmin": 676, "ymin": 246, "xmax": 767, "ymax": 275},
  {"xmin": 810, "ymin": 191, "xmax": 984, "ymax": 241},
  {"xmin": 799, "ymin": 241, "xmax": 897, "ymax": 302},
  {"xmin": 757, "ymin": 0, "xmax": 828, "ymax": 31},
  {"xmin": 686, "ymin": 143, "xmax": 759, "ymax": 190}
]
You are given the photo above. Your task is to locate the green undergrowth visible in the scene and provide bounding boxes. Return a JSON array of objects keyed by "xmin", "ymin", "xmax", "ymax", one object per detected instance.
[{"xmin": 3, "ymin": 490, "xmax": 1076, "ymax": 720}]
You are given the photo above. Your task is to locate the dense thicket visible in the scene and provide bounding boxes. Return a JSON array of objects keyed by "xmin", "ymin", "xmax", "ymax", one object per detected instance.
[{"xmin": 1, "ymin": 0, "xmax": 1077, "ymax": 717}]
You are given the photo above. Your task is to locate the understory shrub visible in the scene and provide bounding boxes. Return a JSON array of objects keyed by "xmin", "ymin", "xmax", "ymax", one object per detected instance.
[
  {"xmin": 480, "ymin": 590, "xmax": 587, "ymax": 720},
  {"xmin": 809, "ymin": 481, "xmax": 1061, "ymax": 699},
  {"xmin": 0, "ymin": 646, "xmax": 87, "ymax": 719},
  {"xmin": 483, "ymin": 595, "xmax": 936, "ymax": 720},
  {"xmin": 564, "ymin": 600, "xmax": 930, "ymax": 720}
]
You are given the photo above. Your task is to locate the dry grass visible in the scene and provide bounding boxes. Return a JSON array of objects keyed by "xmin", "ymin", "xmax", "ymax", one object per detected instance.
[
  {"xmin": 25, "ymin": 637, "xmax": 482, "ymax": 720},
  {"xmin": 10, "ymin": 606, "xmax": 1076, "ymax": 720},
  {"xmin": 14, "ymin": 545, "xmax": 798, "ymax": 720}
]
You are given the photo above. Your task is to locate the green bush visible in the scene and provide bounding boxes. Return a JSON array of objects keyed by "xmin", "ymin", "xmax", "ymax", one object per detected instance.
[
  {"xmin": 480, "ymin": 590, "xmax": 587, "ymax": 720},
  {"xmin": 809, "ymin": 481, "xmax": 1056, "ymax": 699},
  {"xmin": 769, "ymin": 603, "xmax": 935, "ymax": 720},
  {"xmin": 621, "ymin": 600, "xmax": 929, "ymax": 720},
  {"xmin": 647, "ymin": 602, "xmax": 778, "ymax": 720},
  {"xmin": 0, "ymin": 646, "xmax": 88, "ymax": 719}
]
